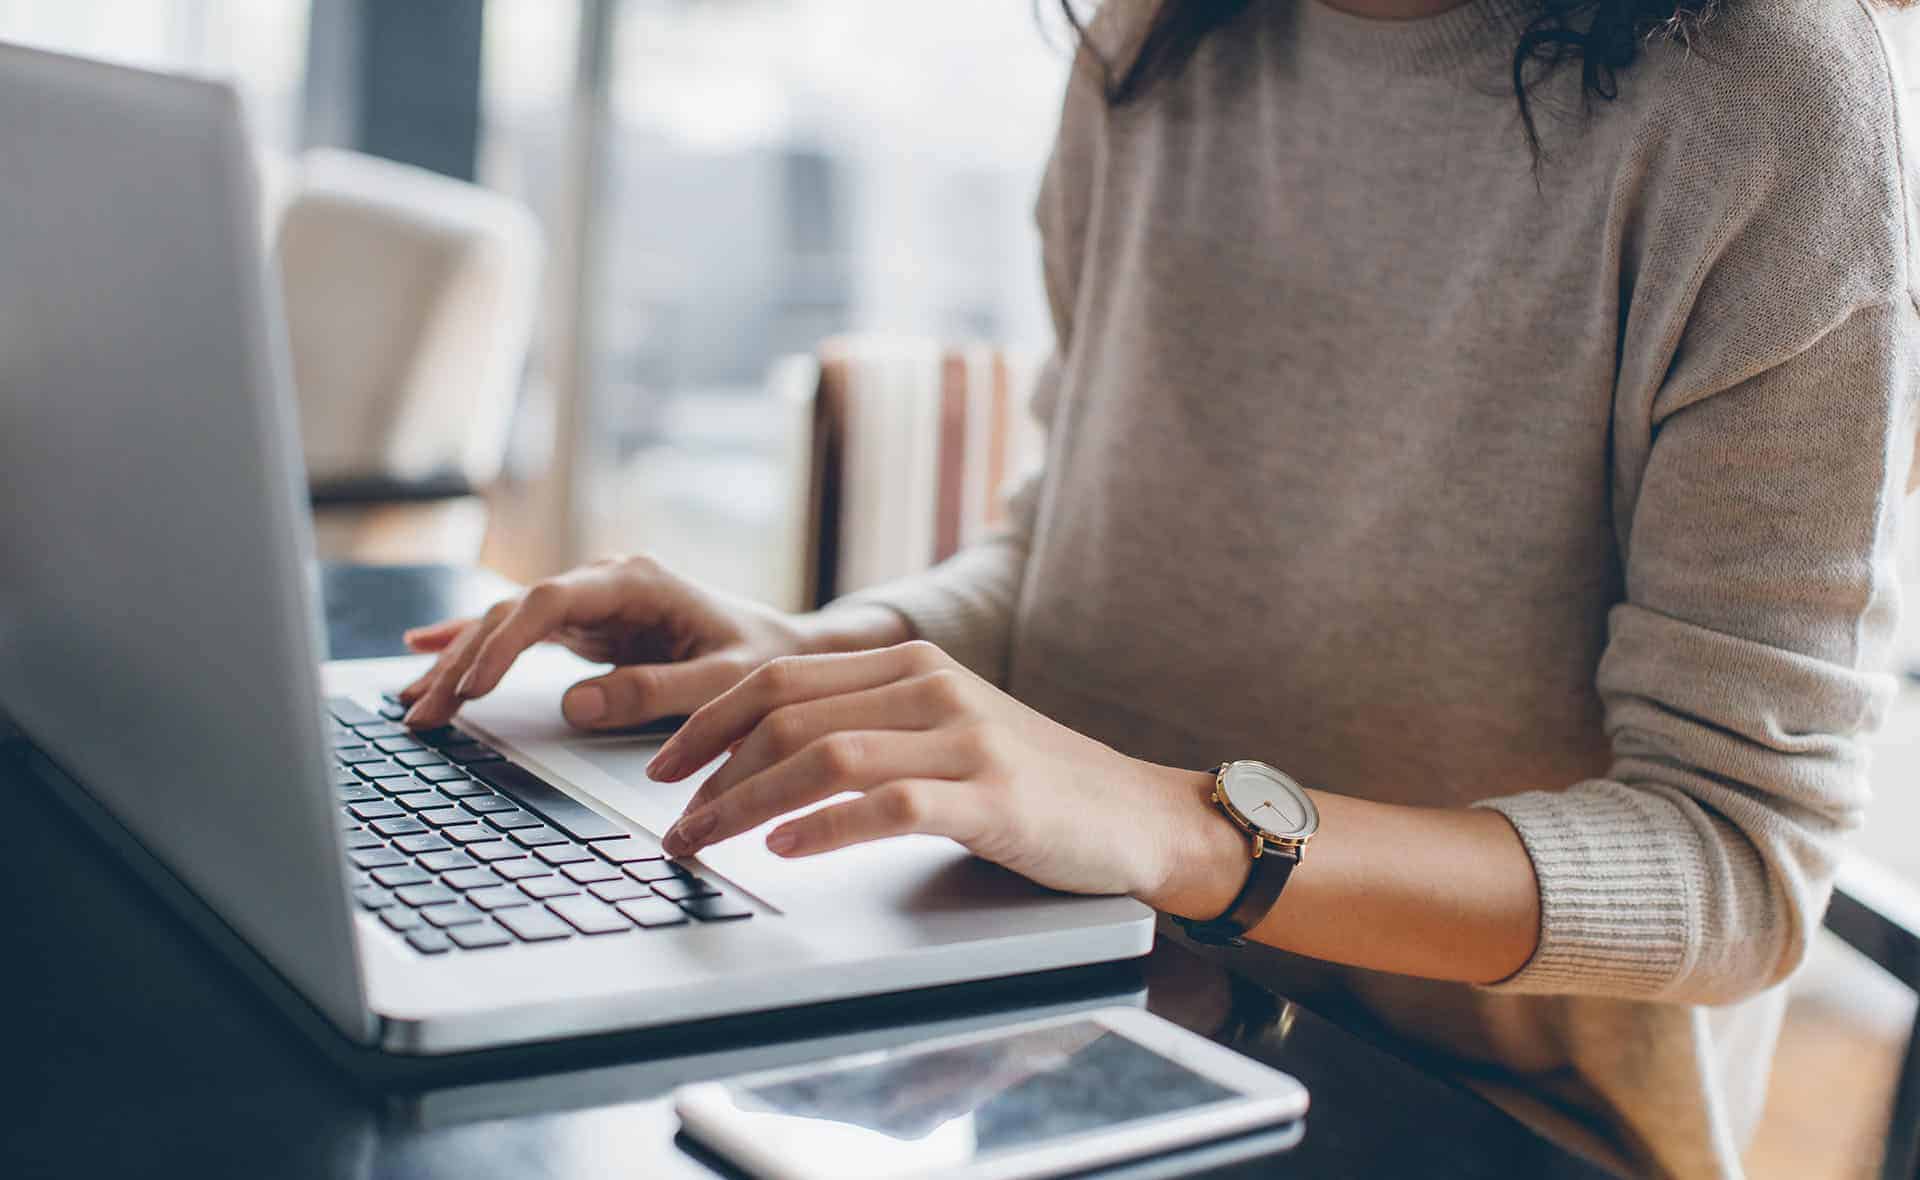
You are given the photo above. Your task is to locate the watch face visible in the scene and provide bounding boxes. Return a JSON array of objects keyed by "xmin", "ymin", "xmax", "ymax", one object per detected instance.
[{"xmin": 1219, "ymin": 761, "xmax": 1318, "ymax": 841}]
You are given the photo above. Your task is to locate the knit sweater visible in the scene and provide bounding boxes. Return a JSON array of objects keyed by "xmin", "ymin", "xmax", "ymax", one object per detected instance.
[{"xmin": 845, "ymin": 0, "xmax": 1920, "ymax": 1173}]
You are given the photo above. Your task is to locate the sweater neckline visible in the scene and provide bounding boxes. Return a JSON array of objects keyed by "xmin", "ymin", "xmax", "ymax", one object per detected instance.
[{"xmin": 1290, "ymin": 0, "xmax": 1536, "ymax": 75}]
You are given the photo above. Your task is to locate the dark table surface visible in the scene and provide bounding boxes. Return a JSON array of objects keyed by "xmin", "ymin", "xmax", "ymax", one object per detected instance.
[{"xmin": 3, "ymin": 564, "xmax": 1609, "ymax": 1180}]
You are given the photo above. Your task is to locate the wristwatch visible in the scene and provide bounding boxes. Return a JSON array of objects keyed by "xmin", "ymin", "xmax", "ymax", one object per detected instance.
[{"xmin": 1174, "ymin": 761, "xmax": 1319, "ymax": 948}]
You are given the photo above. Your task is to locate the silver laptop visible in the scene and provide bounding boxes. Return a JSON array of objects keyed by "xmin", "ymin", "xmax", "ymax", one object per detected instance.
[{"xmin": 0, "ymin": 44, "xmax": 1153, "ymax": 1056}]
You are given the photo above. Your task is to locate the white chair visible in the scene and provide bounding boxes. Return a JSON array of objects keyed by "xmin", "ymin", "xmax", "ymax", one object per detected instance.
[{"xmin": 273, "ymin": 148, "xmax": 542, "ymax": 563}]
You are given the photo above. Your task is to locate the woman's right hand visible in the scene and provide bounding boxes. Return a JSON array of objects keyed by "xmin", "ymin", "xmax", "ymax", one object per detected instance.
[{"xmin": 396, "ymin": 554, "xmax": 907, "ymax": 733}]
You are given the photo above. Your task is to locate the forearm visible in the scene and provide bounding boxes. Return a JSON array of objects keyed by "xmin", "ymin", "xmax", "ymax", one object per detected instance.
[
  {"xmin": 1146, "ymin": 769, "xmax": 1541, "ymax": 985},
  {"xmin": 792, "ymin": 602, "xmax": 917, "ymax": 655}
]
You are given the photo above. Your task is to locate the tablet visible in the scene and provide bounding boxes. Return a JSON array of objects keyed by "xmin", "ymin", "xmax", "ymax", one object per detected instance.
[{"xmin": 671, "ymin": 1006, "xmax": 1309, "ymax": 1180}]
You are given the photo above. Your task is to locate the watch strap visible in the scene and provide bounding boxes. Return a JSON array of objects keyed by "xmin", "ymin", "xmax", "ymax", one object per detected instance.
[{"xmin": 1175, "ymin": 842, "xmax": 1299, "ymax": 948}]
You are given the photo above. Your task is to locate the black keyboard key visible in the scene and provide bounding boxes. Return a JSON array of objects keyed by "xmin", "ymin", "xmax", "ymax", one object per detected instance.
[
  {"xmin": 415, "ymin": 724, "xmax": 470, "ymax": 747},
  {"xmin": 484, "ymin": 809, "xmax": 545, "ymax": 832},
  {"xmin": 508, "ymin": 826, "xmax": 569, "ymax": 848},
  {"xmin": 332, "ymin": 732, "xmax": 368, "ymax": 749},
  {"xmin": 354, "ymin": 721, "xmax": 408, "ymax": 740},
  {"xmin": 467, "ymin": 840, "xmax": 525, "ymax": 863},
  {"xmin": 419, "ymin": 807, "xmax": 472, "ymax": 828},
  {"xmin": 418, "ymin": 764, "xmax": 473, "ymax": 785},
  {"xmin": 380, "ymin": 908, "xmax": 424, "ymax": 932},
  {"xmin": 378, "ymin": 776, "xmax": 434, "ymax": 795},
  {"xmin": 534, "ymin": 844, "xmax": 594, "ymax": 867},
  {"xmin": 348, "ymin": 800, "xmax": 405, "ymax": 822},
  {"xmin": 561, "ymin": 861, "xmax": 622, "ymax": 885},
  {"xmin": 355, "ymin": 761, "xmax": 413, "ymax": 780},
  {"xmin": 342, "ymin": 828, "xmax": 384, "ymax": 850},
  {"xmin": 419, "ymin": 850, "xmax": 476, "ymax": 873},
  {"xmin": 442, "ymin": 867, "xmax": 498, "ymax": 890},
  {"xmin": 374, "ymin": 737, "xmax": 426, "ymax": 754},
  {"xmin": 421, "ymin": 902, "xmax": 486, "ymax": 929},
  {"xmin": 445, "ymin": 742, "xmax": 504, "ymax": 765},
  {"xmin": 334, "ymin": 746, "xmax": 386, "ymax": 765},
  {"xmin": 406, "ymin": 929, "xmax": 452, "ymax": 954},
  {"xmin": 676, "ymin": 895, "xmax": 753, "ymax": 922},
  {"xmin": 497, "ymin": 907, "xmax": 573, "ymax": 942},
  {"xmin": 348, "ymin": 847, "xmax": 407, "ymax": 870},
  {"xmin": 396, "ymin": 751, "xmax": 450, "ymax": 769},
  {"xmin": 547, "ymin": 896, "xmax": 630, "ymax": 935},
  {"xmin": 520, "ymin": 877, "xmax": 578, "ymax": 900},
  {"xmin": 461, "ymin": 794, "xmax": 517, "ymax": 815},
  {"xmin": 338, "ymin": 784, "xmax": 383, "ymax": 803},
  {"xmin": 493, "ymin": 858, "xmax": 550, "ymax": 881},
  {"xmin": 596, "ymin": 835, "xmax": 667, "ymax": 864},
  {"xmin": 626, "ymin": 860, "xmax": 695, "ymax": 884},
  {"xmin": 469, "ymin": 761, "xmax": 625, "ymax": 841},
  {"xmin": 588, "ymin": 880, "xmax": 653, "ymax": 903},
  {"xmin": 396, "ymin": 833, "xmax": 452, "ymax": 854},
  {"xmin": 372, "ymin": 865, "xmax": 434, "ymax": 888},
  {"xmin": 352, "ymin": 884, "xmax": 395, "ymax": 910},
  {"xmin": 396, "ymin": 882, "xmax": 459, "ymax": 908},
  {"xmin": 442, "ymin": 824, "xmax": 495, "ymax": 844},
  {"xmin": 615, "ymin": 896, "xmax": 690, "ymax": 928},
  {"xmin": 378, "ymin": 702, "xmax": 407, "ymax": 722},
  {"xmin": 651, "ymin": 875, "xmax": 721, "ymax": 902},
  {"xmin": 327, "ymin": 697, "xmax": 379, "ymax": 726},
  {"xmin": 371, "ymin": 817, "xmax": 430, "ymax": 837},
  {"xmin": 467, "ymin": 885, "xmax": 530, "ymax": 910},
  {"xmin": 331, "ymin": 768, "xmax": 361, "ymax": 787},
  {"xmin": 397, "ymin": 790, "xmax": 455, "ymax": 813},
  {"xmin": 448, "ymin": 922, "xmax": 513, "ymax": 950}
]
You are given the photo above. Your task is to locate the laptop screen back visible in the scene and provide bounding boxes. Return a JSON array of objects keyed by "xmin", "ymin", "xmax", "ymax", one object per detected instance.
[{"xmin": 0, "ymin": 46, "xmax": 368, "ymax": 1041}]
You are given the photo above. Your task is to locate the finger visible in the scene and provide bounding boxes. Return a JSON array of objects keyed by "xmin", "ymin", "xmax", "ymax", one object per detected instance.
[
  {"xmin": 403, "ymin": 601, "xmax": 513, "ymax": 728},
  {"xmin": 400, "ymin": 638, "xmax": 463, "ymax": 703},
  {"xmin": 399, "ymin": 620, "xmax": 478, "ymax": 702},
  {"xmin": 403, "ymin": 617, "xmax": 472, "ymax": 655},
  {"xmin": 666, "ymin": 732, "xmax": 974, "ymax": 856},
  {"xmin": 764, "ymin": 780, "xmax": 975, "ymax": 858},
  {"xmin": 650, "ymin": 641, "xmax": 945, "ymax": 780},
  {"xmin": 678, "ymin": 674, "xmax": 957, "ymax": 814},
  {"xmin": 562, "ymin": 654, "xmax": 744, "ymax": 731},
  {"xmin": 453, "ymin": 575, "xmax": 614, "ymax": 701}
]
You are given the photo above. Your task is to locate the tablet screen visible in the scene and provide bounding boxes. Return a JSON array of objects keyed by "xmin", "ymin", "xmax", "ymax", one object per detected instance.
[{"xmin": 737, "ymin": 1019, "xmax": 1241, "ymax": 1169}]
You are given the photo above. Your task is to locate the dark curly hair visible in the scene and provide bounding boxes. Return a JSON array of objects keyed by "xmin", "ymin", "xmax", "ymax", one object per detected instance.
[{"xmin": 1056, "ymin": 0, "xmax": 1725, "ymax": 158}]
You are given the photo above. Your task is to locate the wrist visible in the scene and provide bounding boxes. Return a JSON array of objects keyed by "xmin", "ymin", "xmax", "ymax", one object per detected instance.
[
  {"xmin": 1138, "ymin": 765, "xmax": 1253, "ymax": 921},
  {"xmin": 790, "ymin": 602, "xmax": 915, "ymax": 656}
]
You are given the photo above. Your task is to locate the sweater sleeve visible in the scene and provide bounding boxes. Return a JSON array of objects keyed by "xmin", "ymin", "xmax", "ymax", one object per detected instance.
[
  {"xmin": 1477, "ymin": 300, "xmax": 1920, "ymax": 1005},
  {"xmin": 1471, "ymin": 10, "xmax": 1920, "ymax": 1002}
]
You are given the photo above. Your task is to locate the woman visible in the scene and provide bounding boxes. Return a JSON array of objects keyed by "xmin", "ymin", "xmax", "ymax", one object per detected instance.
[{"xmin": 401, "ymin": 0, "xmax": 1919, "ymax": 1173}]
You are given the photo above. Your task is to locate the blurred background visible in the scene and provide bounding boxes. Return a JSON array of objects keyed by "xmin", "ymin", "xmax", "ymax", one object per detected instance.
[{"xmin": 0, "ymin": 0, "xmax": 1066, "ymax": 603}]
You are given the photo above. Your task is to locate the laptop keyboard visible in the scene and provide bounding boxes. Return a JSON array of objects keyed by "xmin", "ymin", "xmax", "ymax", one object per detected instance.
[{"xmin": 327, "ymin": 695, "xmax": 752, "ymax": 956}]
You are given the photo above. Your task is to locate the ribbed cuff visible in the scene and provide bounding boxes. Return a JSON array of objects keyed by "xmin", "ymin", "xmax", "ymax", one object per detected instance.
[
  {"xmin": 1473, "ymin": 782, "xmax": 1706, "ymax": 998},
  {"xmin": 833, "ymin": 541, "xmax": 1024, "ymax": 685}
]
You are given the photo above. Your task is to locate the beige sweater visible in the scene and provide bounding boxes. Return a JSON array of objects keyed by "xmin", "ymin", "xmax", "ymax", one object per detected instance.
[{"xmin": 847, "ymin": 0, "xmax": 1920, "ymax": 1173}]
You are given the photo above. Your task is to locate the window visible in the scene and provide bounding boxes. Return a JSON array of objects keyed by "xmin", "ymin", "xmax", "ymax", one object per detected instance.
[{"xmin": 478, "ymin": 0, "xmax": 1068, "ymax": 604}]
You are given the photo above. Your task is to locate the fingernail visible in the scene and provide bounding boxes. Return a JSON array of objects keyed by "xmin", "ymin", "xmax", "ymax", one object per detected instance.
[
  {"xmin": 666, "ymin": 811, "xmax": 715, "ymax": 854},
  {"xmin": 563, "ymin": 685, "xmax": 605, "ymax": 725},
  {"xmin": 453, "ymin": 673, "xmax": 476, "ymax": 699},
  {"xmin": 647, "ymin": 746, "xmax": 678, "ymax": 779},
  {"xmin": 766, "ymin": 829, "xmax": 798, "ymax": 855}
]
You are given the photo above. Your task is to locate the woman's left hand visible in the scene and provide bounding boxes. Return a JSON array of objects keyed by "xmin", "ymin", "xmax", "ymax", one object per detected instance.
[{"xmin": 646, "ymin": 640, "xmax": 1225, "ymax": 905}]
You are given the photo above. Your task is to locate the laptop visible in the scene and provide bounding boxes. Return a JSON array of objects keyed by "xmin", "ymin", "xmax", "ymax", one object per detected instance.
[{"xmin": 0, "ymin": 44, "xmax": 1153, "ymax": 1058}]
